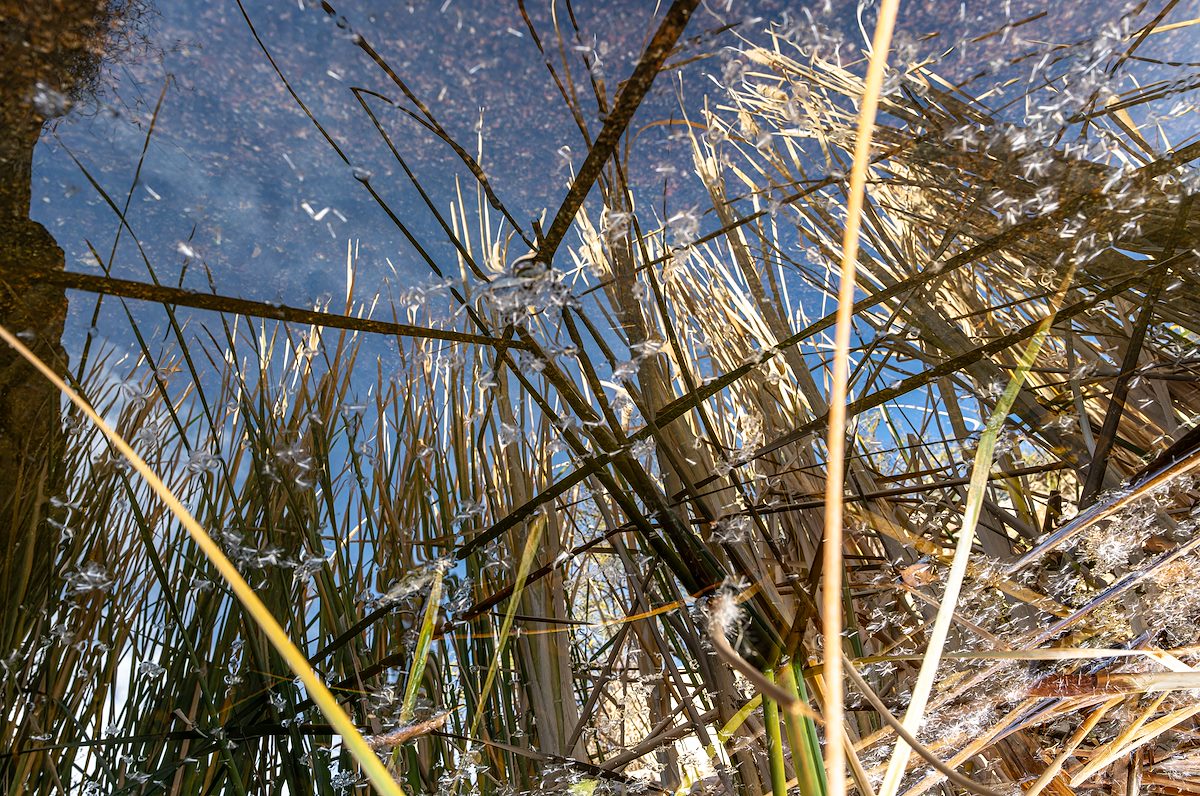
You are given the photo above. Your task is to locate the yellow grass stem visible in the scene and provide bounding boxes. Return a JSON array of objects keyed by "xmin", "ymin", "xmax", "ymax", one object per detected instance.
[
  {"xmin": 400, "ymin": 562, "xmax": 444, "ymax": 723},
  {"xmin": 0, "ymin": 323, "xmax": 406, "ymax": 796},
  {"xmin": 1139, "ymin": 15, "xmax": 1200, "ymax": 35},
  {"xmin": 822, "ymin": 2, "xmax": 900, "ymax": 794},
  {"xmin": 1024, "ymin": 697, "xmax": 1123, "ymax": 796},
  {"xmin": 779, "ymin": 662, "xmax": 829, "ymax": 796},
  {"xmin": 468, "ymin": 514, "xmax": 545, "ymax": 738},
  {"xmin": 763, "ymin": 671, "xmax": 787, "ymax": 796},
  {"xmin": 1069, "ymin": 695, "xmax": 1200, "ymax": 786},
  {"xmin": 708, "ymin": 623, "xmax": 821, "ymax": 721}
]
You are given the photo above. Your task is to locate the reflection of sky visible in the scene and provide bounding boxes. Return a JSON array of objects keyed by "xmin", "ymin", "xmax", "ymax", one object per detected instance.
[
  {"xmin": 36, "ymin": 0, "xmax": 741, "ymax": 310},
  {"xmin": 29, "ymin": 0, "xmax": 1199, "ymax": 345}
]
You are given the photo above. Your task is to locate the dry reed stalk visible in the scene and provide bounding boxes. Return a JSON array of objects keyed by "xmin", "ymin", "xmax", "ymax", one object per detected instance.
[{"xmin": 824, "ymin": 4, "xmax": 901, "ymax": 795}]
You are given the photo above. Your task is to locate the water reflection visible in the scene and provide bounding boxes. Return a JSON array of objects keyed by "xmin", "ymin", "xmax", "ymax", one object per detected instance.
[
  {"xmin": 0, "ymin": 0, "xmax": 1172, "ymax": 582},
  {"xmin": 2, "ymin": 0, "xmax": 1197, "ymax": 792},
  {"xmin": 0, "ymin": 1, "xmax": 130, "ymax": 597},
  {"xmin": 2, "ymin": 1, "xmax": 1182, "ymax": 501}
]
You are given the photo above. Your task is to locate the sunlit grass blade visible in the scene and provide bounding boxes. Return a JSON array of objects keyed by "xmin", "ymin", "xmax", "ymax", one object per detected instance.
[
  {"xmin": 821, "ymin": 3, "xmax": 900, "ymax": 795},
  {"xmin": 400, "ymin": 562, "xmax": 445, "ymax": 724},
  {"xmin": 763, "ymin": 670, "xmax": 787, "ymax": 796}
]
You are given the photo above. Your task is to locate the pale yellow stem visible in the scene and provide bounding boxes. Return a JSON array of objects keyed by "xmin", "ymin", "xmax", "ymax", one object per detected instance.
[{"xmin": 822, "ymin": 2, "xmax": 901, "ymax": 795}]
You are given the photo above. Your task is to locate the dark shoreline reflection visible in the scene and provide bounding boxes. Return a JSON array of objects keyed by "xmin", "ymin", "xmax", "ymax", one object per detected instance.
[{"xmin": 0, "ymin": 0, "xmax": 129, "ymax": 646}]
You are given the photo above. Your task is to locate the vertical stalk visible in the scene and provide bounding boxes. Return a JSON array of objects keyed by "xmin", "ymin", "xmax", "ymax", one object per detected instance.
[
  {"xmin": 764, "ymin": 669, "xmax": 788, "ymax": 796},
  {"xmin": 781, "ymin": 661, "xmax": 828, "ymax": 796},
  {"xmin": 821, "ymin": 2, "xmax": 901, "ymax": 795}
]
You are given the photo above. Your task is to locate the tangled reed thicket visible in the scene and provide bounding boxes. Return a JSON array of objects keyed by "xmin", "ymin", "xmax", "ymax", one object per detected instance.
[{"xmin": 3, "ymin": 1, "xmax": 1200, "ymax": 794}]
